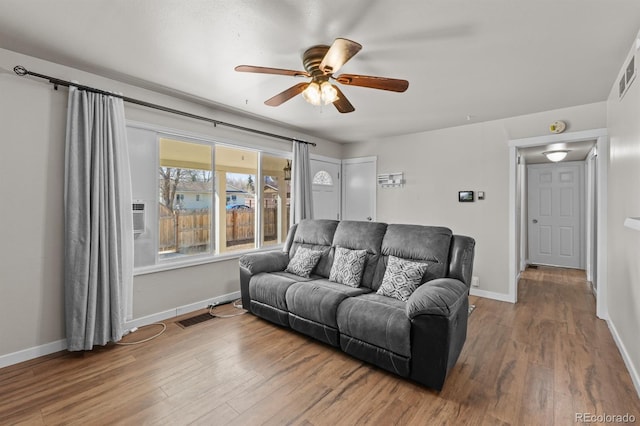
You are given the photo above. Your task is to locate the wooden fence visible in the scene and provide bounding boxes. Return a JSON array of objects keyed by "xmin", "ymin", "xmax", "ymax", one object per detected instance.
[{"xmin": 159, "ymin": 208, "xmax": 281, "ymax": 253}]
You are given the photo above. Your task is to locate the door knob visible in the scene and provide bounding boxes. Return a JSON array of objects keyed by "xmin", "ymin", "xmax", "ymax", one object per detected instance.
[
  {"xmin": 367, "ymin": 217, "xmax": 372, "ymax": 221},
  {"xmin": 532, "ymin": 219, "xmax": 538, "ymax": 224}
]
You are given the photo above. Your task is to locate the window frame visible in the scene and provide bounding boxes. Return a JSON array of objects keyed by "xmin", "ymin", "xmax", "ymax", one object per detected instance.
[{"xmin": 129, "ymin": 121, "xmax": 292, "ymax": 276}]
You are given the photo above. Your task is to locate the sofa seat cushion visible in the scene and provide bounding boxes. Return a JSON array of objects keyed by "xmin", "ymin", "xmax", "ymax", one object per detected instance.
[
  {"xmin": 249, "ymin": 272, "xmax": 313, "ymax": 311},
  {"xmin": 286, "ymin": 279, "xmax": 371, "ymax": 328},
  {"xmin": 336, "ymin": 293, "xmax": 411, "ymax": 358}
]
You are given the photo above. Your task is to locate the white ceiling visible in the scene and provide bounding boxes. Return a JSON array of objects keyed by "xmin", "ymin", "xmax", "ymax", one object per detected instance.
[{"xmin": 1, "ymin": 1, "xmax": 640, "ymax": 144}]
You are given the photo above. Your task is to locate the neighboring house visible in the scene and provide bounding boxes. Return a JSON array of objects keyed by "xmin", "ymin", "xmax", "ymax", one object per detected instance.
[
  {"xmin": 226, "ymin": 184, "xmax": 249, "ymax": 207},
  {"xmin": 174, "ymin": 181, "xmax": 213, "ymax": 210},
  {"xmin": 263, "ymin": 183, "xmax": 279, "ymax": 208}
]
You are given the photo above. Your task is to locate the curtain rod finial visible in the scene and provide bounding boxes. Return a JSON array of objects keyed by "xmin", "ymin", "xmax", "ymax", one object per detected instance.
[{"xmin": 14, "ymin": 65, "xmax": 27, "ymax": 76}]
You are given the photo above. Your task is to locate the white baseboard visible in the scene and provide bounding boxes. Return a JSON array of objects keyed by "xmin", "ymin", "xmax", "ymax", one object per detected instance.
[
  {"xmin": 0, "ymin": 291, "xmax": 241, "ymax": 370},
  {"xmin": 607, "ymin": 318, "xmax": 640, "ymax": 399},
  {"xmin": 470, "ymin": 288, "xmax": 516, "ymax": 303},
  {"xmin": 0, "ymin": 339, "xmax": 67, "ymax": 370},
  {"xmin": 124, "ymin": 291, "xmax": 241, "ymax": 330}
]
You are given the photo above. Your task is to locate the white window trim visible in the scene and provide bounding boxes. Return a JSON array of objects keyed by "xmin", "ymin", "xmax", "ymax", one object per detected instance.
[{"xmin": 134, "ymin": 243, "xmax": 284, "ymax": 276}]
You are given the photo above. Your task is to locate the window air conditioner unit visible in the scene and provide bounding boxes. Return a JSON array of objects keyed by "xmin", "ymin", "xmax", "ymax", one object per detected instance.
[{"xmin": 132, "ymin": 202, "xmax": 145, "ymax": 235}]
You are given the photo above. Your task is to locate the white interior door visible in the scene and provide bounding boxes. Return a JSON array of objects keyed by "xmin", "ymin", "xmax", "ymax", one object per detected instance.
[
  {"xmin": 342, "ymin": 157, "xmax": 376, "ymax": 221},
  {"xmin": 528, "ymin": 162, "xmax": 584, "ymax": 268},
  {"xmin": 310, "ymin": 158, "xmax": 341, "ymax": 220}
]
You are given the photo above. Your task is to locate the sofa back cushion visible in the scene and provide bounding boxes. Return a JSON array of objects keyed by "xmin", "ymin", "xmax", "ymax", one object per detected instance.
[
  {"xmin": 332, "ymin": 221, "xmax": 387, "ymax": 289},
  {"xmin": 289, "ymin": 219, "xmax": 339, "ymax": 278},
  {"xmin": 372, "ymin": 224, "xmax": 452, "ymax": 290}
]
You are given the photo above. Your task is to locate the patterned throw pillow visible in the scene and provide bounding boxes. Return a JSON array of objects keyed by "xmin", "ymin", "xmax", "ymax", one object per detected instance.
[
  {"xmin": 329, "ymin": 246, "xmax": 368, "ymax": 287},
  {"xmin": 377, "ymin": 256, "xmax": 429, "ymax": 302},
  {"xmin": 285, "ymin": 247, "xmax": 324, "ymax": 278}
]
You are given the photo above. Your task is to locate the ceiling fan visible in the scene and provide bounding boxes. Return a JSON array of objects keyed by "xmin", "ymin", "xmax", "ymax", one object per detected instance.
[{"xmin": 235, "ymin": 38, "xmax": 409, "ymax": 113}]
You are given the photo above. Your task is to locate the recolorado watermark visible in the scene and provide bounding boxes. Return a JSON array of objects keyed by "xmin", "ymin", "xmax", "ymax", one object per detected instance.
[{"xmin": 576, "ymin": 412, "xmax": 636, "ymax": 423}]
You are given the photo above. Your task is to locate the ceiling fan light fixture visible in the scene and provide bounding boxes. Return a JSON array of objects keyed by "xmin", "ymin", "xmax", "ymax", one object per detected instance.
[
  {"xmin": 320, "ymin": 81, "xmax": 338, "ymax": 104},
  {"xmin": 302, "ymin": 81, "xmax": 338, "ymax": 106},
  {"xmin": 543, "ymin": 150, "xmax": 569, "ymax": 162},
  {"xmin": 302, "ymin": 82, "xmax": 322, "ymax": 105}
]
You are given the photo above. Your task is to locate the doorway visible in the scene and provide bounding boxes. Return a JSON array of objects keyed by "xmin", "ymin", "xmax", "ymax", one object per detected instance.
[{"xmin": 508, "ymin": 128, "xmax": 609, "ymax": 320}]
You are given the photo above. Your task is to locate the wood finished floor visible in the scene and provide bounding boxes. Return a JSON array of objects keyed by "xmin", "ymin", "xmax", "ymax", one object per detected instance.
[{"xmin": 1, "ymin": 267, "xmax": 639, "ymax": 425}]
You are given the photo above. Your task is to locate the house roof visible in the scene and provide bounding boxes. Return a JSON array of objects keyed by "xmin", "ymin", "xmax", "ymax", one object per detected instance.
[
  {"xmin": 226, "ymin": 184, "xmax": 248, "ymax": 195},
  {"xmin": 173, "ymin": 181, "xmax": 213, "ymax": 193},
  {"xmin": 2, "ymin": 1, "xmax": 640, "ymax": 143}
]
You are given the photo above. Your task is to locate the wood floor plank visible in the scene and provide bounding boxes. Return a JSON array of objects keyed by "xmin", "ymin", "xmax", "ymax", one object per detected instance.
[
  {"xmin": 518, "ymin": 364, "xmax": 555, "ymax": 426},
  {"xmin": 1, "ymin": 266, "xmax": 639, "ymax": 425}
]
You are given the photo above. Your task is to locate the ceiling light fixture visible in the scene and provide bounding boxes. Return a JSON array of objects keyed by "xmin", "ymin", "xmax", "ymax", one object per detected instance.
[
  {"xmin": 302, "ymin": 81, "xmax": 338, "ymax": 106},
  {"xmin": 543, "ymin": 150, "xmax": 569, "ymax": 162}
]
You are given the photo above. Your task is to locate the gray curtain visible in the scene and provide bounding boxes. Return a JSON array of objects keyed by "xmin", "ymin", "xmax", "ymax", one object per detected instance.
[
  {"xmin": 290, "ymin": 140, "xmax": 314, "ymax": 225},
  {"xmin": 64, "ymin": 86, "xmax": 133, "ymax": 351}
]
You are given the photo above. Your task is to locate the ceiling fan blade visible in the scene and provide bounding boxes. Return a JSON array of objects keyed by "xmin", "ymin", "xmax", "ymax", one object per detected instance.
[
  {"xmin": 332, "ymin": 86, "xmax": 355, "ymax": 113},
  {"xmin": 319, "ymin": 38, "xmax": 362, "ymax": 75},
  {"xmin": 264, "ymin": 82, "xmax": 309, "ymax": 106},
  {"xmin": 235, "ymin": 65, "xmax": 309, "ymax": 78},
  {"xmin": 335, "ymin": 74, "xmax": 409, "ymax": 92}
]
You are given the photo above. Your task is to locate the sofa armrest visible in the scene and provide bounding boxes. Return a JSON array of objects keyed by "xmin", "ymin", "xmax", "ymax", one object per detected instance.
[
  {"xmin": 406, "ymin": 278, "xmax": 468, "ymax": 319},
  {"xmin": 406, "ymin": 277, "xmax": 469, "ymax": 389},
  {"xmin": 239, "ymin": 250, "xmax": 290, "ymax": 275}
]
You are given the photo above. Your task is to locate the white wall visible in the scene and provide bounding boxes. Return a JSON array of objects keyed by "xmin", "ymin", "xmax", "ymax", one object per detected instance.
[
  {"xmin": 606, "ymin": 36, "xmax": 640, "ymax": 393},
  {"xmin": 342, "ymin": 102, "xmax": 607, "ymax": 297},
  {"xmin": 0, "ymin": 47, "xmax": 341, "ymax": 359}
]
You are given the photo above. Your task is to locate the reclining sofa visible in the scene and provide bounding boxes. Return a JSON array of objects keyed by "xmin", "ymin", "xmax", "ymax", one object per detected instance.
[{"xmin": 239, "ymin": 219, "xmax": 475, "ymax": 390}]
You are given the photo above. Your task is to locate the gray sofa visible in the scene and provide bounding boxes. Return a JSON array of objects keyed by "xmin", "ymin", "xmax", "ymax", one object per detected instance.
[{"xmin": 239, "ymin": 219, "xmax": 475, "ymax": 390}]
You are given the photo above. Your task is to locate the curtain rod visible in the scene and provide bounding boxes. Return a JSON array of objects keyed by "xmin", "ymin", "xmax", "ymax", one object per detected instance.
[{"xmin": 13, "ymin": 65, "xmax": 317, "ymax": 147}]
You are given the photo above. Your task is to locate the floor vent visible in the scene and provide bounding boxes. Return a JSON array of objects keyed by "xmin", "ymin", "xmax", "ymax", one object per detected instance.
[{"xmin": 177, "ymin": 313, "xmax": 215, "ymax": 328}]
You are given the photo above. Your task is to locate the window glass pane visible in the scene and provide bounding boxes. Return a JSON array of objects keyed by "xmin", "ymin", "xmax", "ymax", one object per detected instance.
[
  {"xmin": 313, "ymin": 170, "xmax": 333, "ymax": 186},
  {"xmin": 261, "ymin": 155, "xmax": 291, "ymax": 247},
  {"xmin": 158, "ymin": 138, "xmax": 213, "ymax": 260},
  {"xmin": 215, "ymin": 145, "xmax": 258, "ymax": 253}
]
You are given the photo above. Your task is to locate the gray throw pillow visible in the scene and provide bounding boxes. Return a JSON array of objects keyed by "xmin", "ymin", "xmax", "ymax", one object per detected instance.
[
  {"xmin": 329, "ymin": 246, "xmax": 367, "ymax": 287},
  {"xmin": 285, "ymin": 247, "xmax": 324, "ymax": 278},
  {"xmin": 377, "ymin": 255, "xmax": 429, "ymax": 301}
]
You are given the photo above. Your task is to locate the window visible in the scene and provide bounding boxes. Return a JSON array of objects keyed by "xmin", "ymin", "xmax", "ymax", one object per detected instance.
[
  {"xmin": 261, "ymin": 154, "xmax": 291, "ymax": 247},
  {"xmin": 313, "ymin": 170, "xmax": 333, "ymax": 186},
  {"xmin": 128, "ymin": 124, "xmax": 291, "ymax": 271},
  {"xmin": 158, "ymin": 138, "xmax": 213, "ymax": 260},
  {"xmin": 216, "ymin": 145, "xmax": 257, "ymax": 253}
]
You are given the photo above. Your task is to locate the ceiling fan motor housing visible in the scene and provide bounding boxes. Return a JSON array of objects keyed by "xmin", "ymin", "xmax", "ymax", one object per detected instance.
[{"xmin": 303, "ymin": 45, "xmax": 331, "ymax": 81}]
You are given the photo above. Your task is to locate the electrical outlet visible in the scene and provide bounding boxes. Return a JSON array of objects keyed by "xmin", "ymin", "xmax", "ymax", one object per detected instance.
[{"xmin": 471, "ymin": 276, "xmax": 480, "ymax": 288}]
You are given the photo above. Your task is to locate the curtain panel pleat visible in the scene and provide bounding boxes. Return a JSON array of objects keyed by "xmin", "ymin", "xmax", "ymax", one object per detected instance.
[
  {"xmin": 64, "ymin": 87, "xmax": 133, "ymax": 351},
  {"xmin": 290, "ymin": 141, "xmax": 314, "ymax": 225}
]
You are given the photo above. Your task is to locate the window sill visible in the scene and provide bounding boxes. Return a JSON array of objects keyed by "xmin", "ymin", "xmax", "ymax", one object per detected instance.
[{"xmin": 134, "ymin": 245, "xmax": 284, "ymax": 276}]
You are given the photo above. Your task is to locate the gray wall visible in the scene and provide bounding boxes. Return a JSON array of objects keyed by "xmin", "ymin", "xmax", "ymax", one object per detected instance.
[
  {"xmin": 342, "ymin": 102, "xmax": 607, "ymax": 297},
  {"xmin": 0, "ymin": 47, "xmax": 341, "ymax": 358},
  {"xmin": 606, "ymin": 36, "xmax": 640, "ymax": 393}
]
